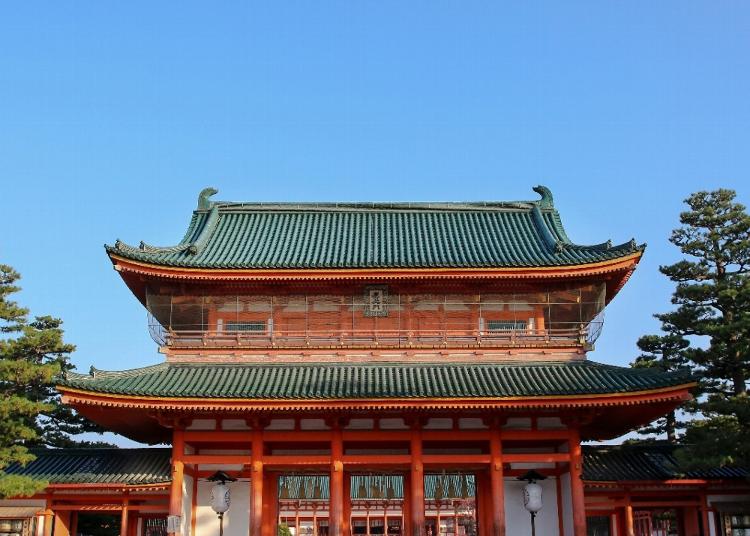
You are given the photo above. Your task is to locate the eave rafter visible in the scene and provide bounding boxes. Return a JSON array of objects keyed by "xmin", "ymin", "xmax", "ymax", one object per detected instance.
[
  {"xmin": 59, "ymin": 382, "xmax": 693, "ymax": 413},
  {"xmin": 110, "ymin": 252, "xmax": 642, "ymax": 283}
]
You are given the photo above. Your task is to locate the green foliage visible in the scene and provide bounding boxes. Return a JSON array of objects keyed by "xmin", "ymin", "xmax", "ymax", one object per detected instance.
[
  {"xmin": 632, "ymin": 332, "xmax": 691, "ymax": 442},
  {"xmin": 636, "ymin": 189, "xmax": 750, "ymax": 468},
  {"xmin": 658, "ymin": 189, "xmax": 750, "ymax": 396},
  {"xmin": 0, "ymin": 264, "xmax": 112, "ymax": 498},
  {"xmin": 277, "ymin": 522, "xmax": 293, "ymax": 536}
]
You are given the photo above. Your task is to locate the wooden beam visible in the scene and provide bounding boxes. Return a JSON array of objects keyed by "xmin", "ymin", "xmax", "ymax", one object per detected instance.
[{"xmin": 501, "ymin": 453, "xmax": 569, "ymax": 463}]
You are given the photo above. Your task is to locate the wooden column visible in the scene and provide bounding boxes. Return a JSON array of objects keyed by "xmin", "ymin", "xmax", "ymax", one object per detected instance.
[
  {"xmin": 330, "ymin": 426, "xmax": 345, "ymax": 536},
  {"xmin": 169, "ymin": 429, "xmax": 185, "ymax": 536},
  {"xmin": 261, "ymin": 472, "xmax": 277, "ymax": 536},
  {"xmin": 402, "ymin": 474, "xmax": 412, "ymax": 536},
  {"xmin": 120, "ymin": 498, "xmax": 130, "ymax": 536},
  {"xmin": 624, "ymin": 501, "xmax": 635, "ymax": 536},
  {"xmin": 700, "ymin": 493, "xmax": 711, "ymax": 536},
  {"xmin": 568, "ymin": 429, "xmax": 587, "ymax": 536},
  {"xmin": 489, "ymin": 431, "xmax": 505, "ymax": 536},
  {"xmin": 53, "ymin": 512, "xmax": 71, "ymax": 536},
  {"xmin": 69, "ymin": 513, "xmax": 78, "ymax": 536},
  {"xmin": 251, "ymin": 428, "xmax": 265, "ymax": 536},
  {"xmin": 410, "ymin": 427, "xmax": 425, "ymax": 536},
  {"xmin": 43, "ymin": 497, "xmax": 53, "ymax": 536},
  {"xmin": 343, "ymin": 471, "xmax": 352, "ymax": 536}
]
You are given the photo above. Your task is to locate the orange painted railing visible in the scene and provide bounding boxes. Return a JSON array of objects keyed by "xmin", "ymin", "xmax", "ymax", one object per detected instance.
[{"xmin": 156, "ymin": 326, "xmax": 595, "ymax": 349}]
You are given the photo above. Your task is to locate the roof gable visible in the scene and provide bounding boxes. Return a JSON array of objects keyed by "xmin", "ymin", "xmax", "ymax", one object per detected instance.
[{"xmin": 107, "ymin": 186, "xmax": 643, "ymax": 270}]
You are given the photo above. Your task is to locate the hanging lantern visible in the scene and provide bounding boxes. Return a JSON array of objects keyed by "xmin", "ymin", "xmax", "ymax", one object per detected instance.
[
  {"xmin": 386, "ymin": 480, "xmax": 396, "ymax": 500},
  {"xmin": 522, "ymin": 482, "xmax": 543, "ymax": 513},
  {"xmin": 434, "ymin": 477, "xmax": 444, "ymax": 501},
  {"xmin": 370, "ymin": 478, "xmax": 381, "ymax": 499},
  {"xmin": 208, "ymin": 471, "xmax": 236, "ymax": 515},
  {"xmin": 357, "ymin": 478, "xmax": 368, "ymax": 499},
  {"xmin": 447, "ymin": 476, "xmax": 457, "ymax": 498},
  {"xmin": 279, "ymin": 478, "xmax": 290, "ymax": 500},
  {"xmin": 460, "ymin": 475, "xmax": 469, "ymax": 499},
  {"xmin": 517, "ymin": 470, "xmax": 547, "ymax": 536},
  {"xmin": 298, "ymin": 477, "xmax": 307, "ymax": 499},
  {"xmin": 210, "ymin": 481, "xmax": 231, "ymax": 513},
  {"xmin": 313, "ymin": 478, "xmax": 323, "ymax": 500}
]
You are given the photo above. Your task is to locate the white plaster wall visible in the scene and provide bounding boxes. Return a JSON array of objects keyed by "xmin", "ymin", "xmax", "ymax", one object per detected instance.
[
  {"xmin": 708, "ymin": 512, "xmax": 716, "ymax": 536},
  {"xmin": 559, "ymin": 473, "xmax": 573, "ymax": 536},
  {"xmin": 504, "ymin": 478, "xmax": 560, "ymax": 536},
  {"xmin": 196, "ymin": 479, "xmax": 250, "ymax": 536},
  {"xmin": 182, "ymin": 475, "xmax": 194, "ymax": 536}
]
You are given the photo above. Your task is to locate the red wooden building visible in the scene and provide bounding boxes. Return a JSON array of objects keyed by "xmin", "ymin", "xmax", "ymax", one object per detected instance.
[{"xmin": 4, "ymin": 187, "xmax": 746, "ymax": 536}]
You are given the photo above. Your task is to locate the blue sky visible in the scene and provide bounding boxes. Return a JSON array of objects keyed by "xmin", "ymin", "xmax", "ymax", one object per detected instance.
[{"xmin": 1, "ymin": 2, "xmax": 748, "ymax": 444}]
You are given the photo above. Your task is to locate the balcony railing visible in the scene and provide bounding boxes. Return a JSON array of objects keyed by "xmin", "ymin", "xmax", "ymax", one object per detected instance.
[{"xmin": 149, "ymin": 318, "xmax": 601, "ymax": 350}]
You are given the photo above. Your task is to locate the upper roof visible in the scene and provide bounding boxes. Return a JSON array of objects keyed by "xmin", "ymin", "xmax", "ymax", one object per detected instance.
[
  {"xmin": 106, "ymin": 186, "xmax": 644, "ymax": 270},
  {"xmin": 3, "ymin": 448, "xmax": 171, "ymax": 486}
]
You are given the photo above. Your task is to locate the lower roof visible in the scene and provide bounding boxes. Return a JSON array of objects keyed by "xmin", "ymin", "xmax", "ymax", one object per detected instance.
[
  {"xmin": 4, "ymin": 445, "xmax": 745, "ymax": 488},
  {"xmin": 583, "ymin": 444, "xmax": 750, "ymax": 482},
  {"xmin": 59, "ymin": 360, "xmax": 689, "ymax": 399},
  {"xmin": 4, "ymin": 448, "xmax": 171, "ymax": 486}
]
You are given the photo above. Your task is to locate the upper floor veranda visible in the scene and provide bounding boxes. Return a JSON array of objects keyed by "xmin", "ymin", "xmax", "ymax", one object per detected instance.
[{"xmin": 146, "ymin": 281, "xmax": 606, "ymax": 352}]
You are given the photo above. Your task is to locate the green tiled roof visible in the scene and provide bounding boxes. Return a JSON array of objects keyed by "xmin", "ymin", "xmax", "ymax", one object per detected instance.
[
  {"xmin": 4, "ymin": 448, "xmax": 171, "ymax": 485},
  {"xmin": 107, "ymin": 186, "xmax": 643, "ymax": 270},
  {"xmin": 583, "ymin": 444, "xmax": 750, "ymax": 481},
  {"xmin": 60, "ymin": 361, "xmax": 689, "ymax": 399}
]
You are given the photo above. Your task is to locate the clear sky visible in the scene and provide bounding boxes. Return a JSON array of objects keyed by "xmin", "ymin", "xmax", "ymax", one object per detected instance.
[{"xmin": 1, "ymin": 2, "xmax": 748, "ymax": 445}]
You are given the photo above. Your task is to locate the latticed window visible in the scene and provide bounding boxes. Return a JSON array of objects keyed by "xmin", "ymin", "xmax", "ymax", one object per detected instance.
[
  {"xmin": 226, "ymin": 320, "xmax": 266, "ymax": 332},
  {"xmin": 486, "ymin": 320, "xmax": 527, "ymax": 331}
]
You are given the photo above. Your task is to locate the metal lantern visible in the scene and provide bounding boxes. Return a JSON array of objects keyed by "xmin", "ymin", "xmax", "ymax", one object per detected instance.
[
  {"xmin": 517, "ymin": 470, "xmax": 547, "ymax": 536},
  {"xmin": 208, "ymin": 471, "xmax": 237, "ymax": 536}
]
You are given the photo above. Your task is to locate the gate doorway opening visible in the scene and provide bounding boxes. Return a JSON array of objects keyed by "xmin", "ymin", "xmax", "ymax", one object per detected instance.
[
  {"xmin": 425, "ymin": 473, "xmax": 477, "ymax": 536},
  {"xmin": 277, "ymin": 474, "xmax": 330, "ymax": 536}
]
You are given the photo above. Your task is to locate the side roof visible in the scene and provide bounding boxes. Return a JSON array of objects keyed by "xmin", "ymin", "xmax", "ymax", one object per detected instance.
[
  {"xmin": 583, "ymin": 444, "xmax": 750, "ymax": 481},
  {"xmin": 4, "ymin": 448, "xmax": 171, "ymax": 486},
  {"xmin": 106, "ymin": 186, "xmax": 644, "ymax": 270}
]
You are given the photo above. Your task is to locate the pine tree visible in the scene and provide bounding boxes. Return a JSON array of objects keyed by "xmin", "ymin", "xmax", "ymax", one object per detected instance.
[
  {"xmin": 653, "ymin": 189, "xmax": 750, "ymax": 468},
  {"xmin": 632, "ymin": 331, "xmax": 691, "ymax": 442},
  {"xmin": 0, "ymin": 264, "xmax": 111, "ymax": 498}
]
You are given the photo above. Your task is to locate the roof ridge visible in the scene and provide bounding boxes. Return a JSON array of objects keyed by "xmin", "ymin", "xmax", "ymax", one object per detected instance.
[{"xmin": 65, "ymin": 362, "xmax": 169, "ymax": 381}]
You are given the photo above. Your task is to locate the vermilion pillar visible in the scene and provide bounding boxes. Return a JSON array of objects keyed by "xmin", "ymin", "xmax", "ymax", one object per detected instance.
[
  {"xmin": 54, "ymin": 512, "xmax": 71, "ymax": 536},
  {"xmin": 169, "ymin": 430, "xmax": 185, "ymax": 536},
  {"xmin": 43, "ymin": 498, "xmax": 53, "ymax": 536},
  {"xmin": 120, "ymin": 499, "xmax": 129, "ymax": 536},
  {"xmin": 343, "ymin": 472, "xmax": 352, "ymax": 536},
  {"xmin": 568, "ymin": 429, "xmax": 587, "ymax": 536},
  {"xmin": 330, "ymin": 426, "xmax": 345, "ymax": 536},
  {"xmin": 489, "ymin": 431, "xmax": 505, "ymax": 536},
  {"xmin": 410, "ymin": 428, "xmax": 425, "ymax": 536},
  {"xmin": 624, "ymin": 499, "xmax": 635, "ymax": 536},
  {"xmin": 251, "ymin": 428, "xmax": 264, "ymax": 536}
]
